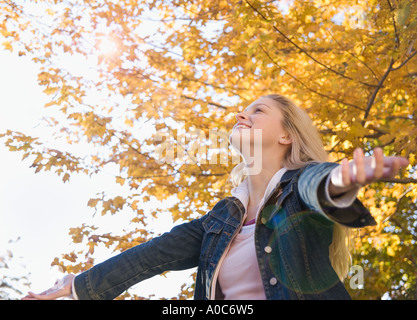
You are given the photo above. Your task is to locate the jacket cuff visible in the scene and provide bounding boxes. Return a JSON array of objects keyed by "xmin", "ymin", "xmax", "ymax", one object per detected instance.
[
  {"xmin": 324, "ymin": 169, "xmax": 361, "ymax": 208},
  {"xmin": 71, "ymin": 276, "xmax": 79, "ymax": 300},
  {"xmin": 299, "ymin": 162, "xmax": 376, "ymax": 228},
  {"xmin": 73, "ymin": 271, "xmax": 96, "ymax": 300}
]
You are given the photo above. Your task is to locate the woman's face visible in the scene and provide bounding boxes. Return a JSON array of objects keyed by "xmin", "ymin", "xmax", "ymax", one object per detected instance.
[{"xmin": 229, "ymin": 97, "xmax": 291, "ymax": 156}]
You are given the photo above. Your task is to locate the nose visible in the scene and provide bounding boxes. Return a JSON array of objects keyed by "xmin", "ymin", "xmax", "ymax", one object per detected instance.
[{"xmin": 235, "ymin": 111, "xmax": 248, "ymax": 122}]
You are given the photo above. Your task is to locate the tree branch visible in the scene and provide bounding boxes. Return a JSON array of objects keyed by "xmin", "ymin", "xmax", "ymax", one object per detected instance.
[
  {"xmin": 245, "ymin": 0, "xmax": 380, "ymax": 89},
  {"xmin": 180, "ymin": 95, "xmax": 227, "ymax": 109},
  {"xmin": 258, "ymin": 44, "xmax": 365, "ymax": 111},
  {"xmin": 386, "ymin": 0, "xmax": 400, "ymax": 50},
  {"xmin": 380, "ymin": 177, "xmax": 417, "ymax": 184},
  {"xmin": 391, "ymin": 50, "xmax": 417, "ymax": 71},
  {"xmin": 325, "ymin": 28, "xmax": 380, "ymax": 82},
  {"xmin": 363, "ymin": 58, "xmax": 395, "ymax": 120},
  {"xmin": 362, "ymin": 0, "xmax": 416, "ymax": 121}
]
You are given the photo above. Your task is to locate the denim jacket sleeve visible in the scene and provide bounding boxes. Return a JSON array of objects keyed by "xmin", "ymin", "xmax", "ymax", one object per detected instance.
[
  {"xmin": 73, "ymin": 216, "xmax": 206, "ymax": 300},
  {"xmin": 298, "ymin": 162, "xmax": 377, "ymax": 228}
]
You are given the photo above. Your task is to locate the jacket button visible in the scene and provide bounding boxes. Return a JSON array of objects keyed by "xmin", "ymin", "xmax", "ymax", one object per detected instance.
[
  {"xmin": 264, "ymin": 246, "xmax": 272, "ymax": 253},
  {"xmin": 269, "ymin": 277, "xmax": 278, "ymax": 286},
  {"xmin": 261, "ymin": 217, "xmax": 267, "ymax": 224}
]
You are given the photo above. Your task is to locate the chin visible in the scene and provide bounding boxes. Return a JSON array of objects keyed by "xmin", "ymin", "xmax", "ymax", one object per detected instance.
[
  {"xmin": 229, "ymin": 129, "xmax": 263, "ymax": 156},
  {"xmin": 229, "ymin": 129, "xmax": 248, "ymax": 153}
]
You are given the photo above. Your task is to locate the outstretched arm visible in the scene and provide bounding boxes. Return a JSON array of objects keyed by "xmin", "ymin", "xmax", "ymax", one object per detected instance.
[
  {"xmin": 298, "ymin": 148, "xmax": 409, "ymax": 228},
  {"xmin": 328, "ymin": 147, "xmax": 409, "ymax": 197},
  {"xmin": 22, "ymin": 216, "xmax": 206, "ymax": 300}
]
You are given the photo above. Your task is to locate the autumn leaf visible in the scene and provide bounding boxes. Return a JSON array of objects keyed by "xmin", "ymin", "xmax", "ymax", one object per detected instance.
[
  {"xmin": 116, "ymin": 176, "xmax": 125, "ymax": 186},
  {"xmin": 87, "ymin": 198, "xmax": 100, "ymax": 208}
]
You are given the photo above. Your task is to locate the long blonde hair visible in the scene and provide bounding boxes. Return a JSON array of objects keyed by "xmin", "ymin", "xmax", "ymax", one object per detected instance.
[{"xmin": 229, "ymin": 93, "xmax": 351, "ymax": 281}]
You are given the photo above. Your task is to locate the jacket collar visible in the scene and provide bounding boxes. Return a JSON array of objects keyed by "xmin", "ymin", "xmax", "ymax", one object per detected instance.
[{"xmin": 230, "ymin": 167, "xmax": 288, "ymax": 211}]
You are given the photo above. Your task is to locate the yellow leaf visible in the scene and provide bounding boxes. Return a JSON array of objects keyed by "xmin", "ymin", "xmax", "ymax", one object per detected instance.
[
  {"xmin": 387, "ymin": 247, "xmax": 395, "ymax": 257},
  {"xmin": 87, "ymin": 198, "xmax": 99, "ymax": 207},
  {"xmin": 2, "ymin": 41, "xmax": 12, "ymax": 51},
  {"xmin": 63, "ymin": 173, "xmax": 70, "ymax": 183},
  {"xmin": 116, "ymin": 176, "xmax": 125, "ymax": 186},
  {"xmin": 44, "ymin": 86, "xmax": 59, "ymax": 95},
  {"xmin": 113, "ymin": 196, "xmax": 125, "ymax": 209}
]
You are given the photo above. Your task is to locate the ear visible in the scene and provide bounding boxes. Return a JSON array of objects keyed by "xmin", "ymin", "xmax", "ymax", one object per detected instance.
[{"xmin": 278, "ymin": 134, "xmax": 292, "ymax": 145}]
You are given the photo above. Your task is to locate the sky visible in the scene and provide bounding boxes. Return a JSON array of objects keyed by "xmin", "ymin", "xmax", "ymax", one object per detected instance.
[{"xmin": 0, "ymin": 48, "xmax": 194, "ymax": 300}]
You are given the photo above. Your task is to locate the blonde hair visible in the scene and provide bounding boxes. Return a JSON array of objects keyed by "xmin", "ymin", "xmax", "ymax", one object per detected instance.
[{"xmin": 229, "ymin": 93, "xmax": 351, "ymax": 281}]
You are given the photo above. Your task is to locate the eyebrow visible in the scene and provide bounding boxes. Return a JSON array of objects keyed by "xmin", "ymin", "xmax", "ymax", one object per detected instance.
[{"xmin": 244, "ymin": 103, "xmax": 272, "ymax": 112}]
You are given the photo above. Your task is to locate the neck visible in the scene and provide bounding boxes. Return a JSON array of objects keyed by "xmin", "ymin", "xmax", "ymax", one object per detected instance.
[{"xmin": 244, "ymin": 147, "xmax": 286, "ymax": 206}]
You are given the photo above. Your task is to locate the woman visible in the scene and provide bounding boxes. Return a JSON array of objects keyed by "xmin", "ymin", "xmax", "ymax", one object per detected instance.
[{"xmin": 22, "ymin": 94, "xmax": 409, "ymax": 300}]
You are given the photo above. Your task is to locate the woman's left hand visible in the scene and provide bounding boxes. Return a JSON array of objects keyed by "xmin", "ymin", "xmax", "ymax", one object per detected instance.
[
  {"xmin": 329, "ymin": 147, "xmax": 409, "ymax": 196},
  {"xmin": 21, "ymin": 274, "xmax": 75, "ymax": 300}
]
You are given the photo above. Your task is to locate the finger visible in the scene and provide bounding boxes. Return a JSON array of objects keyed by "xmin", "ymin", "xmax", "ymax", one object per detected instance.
[
  {"xmin": 387, "ymin": 156, "xmax": 409, "ymax": 168},
  {"xmin": 341, "ymin": 158, "xmax": 351, "ymax": 186},
  {"xmin": 26, "ymin": 291, "xmax": 51, "ymax": 300},
  {"xmin": 381, "ymin": 156, "xmax": 410, "ymax": 179},
  {"xmin": 382, "ymin": 156, "xmax": 409, "ymax": 168},
  {"xmin": 21, "ymin": 296, "xmax": 41, "ymax": 300},
  {"xmin": 388, "ymin": 158, "xmax": 401, "ymax": 179},
  {"xmin": 21, "ymin": 291, "xmax": 42, "ymax": 300},
  {"xmin": 373, "ymin": 147, "xmax": 384, "ymax": 179},
  {"xmin": 353, "ymin": 148, "xmax": 366, "ymax": 184},
  {"xmin": 21, "ymin": 292, "xmax": 49, "ymax": 300},
  {"xmin": 400, "ymin": 157, "xmax": 410, "ymax": 167},
  {"xmin": 25, "ymin": 289, "xmax": 61, "ymax": 300}
]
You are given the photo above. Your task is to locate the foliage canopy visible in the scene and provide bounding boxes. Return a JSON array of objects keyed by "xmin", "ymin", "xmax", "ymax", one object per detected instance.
[{"xmin": 1, "ymin": 0, "xmax": 416, "ymax": 299}]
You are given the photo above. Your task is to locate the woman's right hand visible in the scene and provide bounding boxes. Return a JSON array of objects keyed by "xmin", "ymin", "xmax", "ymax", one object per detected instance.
[{"xmin": 21, "ymin": 274, "xmax": 75, "ymax": 300}]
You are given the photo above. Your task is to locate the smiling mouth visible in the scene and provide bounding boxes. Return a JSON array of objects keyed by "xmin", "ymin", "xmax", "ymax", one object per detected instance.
[{"xmin": 235, "ymin": 124, "xmax": 251, "ymax": 129}]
